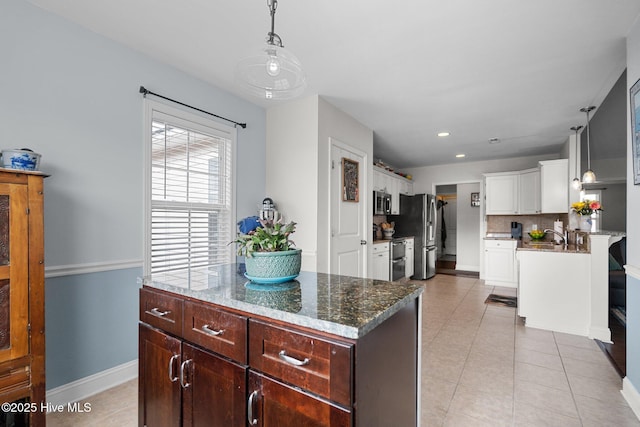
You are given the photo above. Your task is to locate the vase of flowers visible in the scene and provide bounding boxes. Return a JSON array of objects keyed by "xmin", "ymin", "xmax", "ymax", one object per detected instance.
[
  {"xmin": 231, "ymin": 219, "xmax": 301, "ymax": 284},
  {"xmin": 571, "ymin": 200, "xmax": 602, "ymax": 232}
]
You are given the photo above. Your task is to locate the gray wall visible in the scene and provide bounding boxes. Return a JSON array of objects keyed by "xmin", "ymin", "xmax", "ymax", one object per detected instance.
[
  {"xmin": 625, "ymin": 15, "xmax": 640, "ymax": 400},
  {"xmin": 1, "ymin": 0, "xmax": 266, "ymax": 389}
]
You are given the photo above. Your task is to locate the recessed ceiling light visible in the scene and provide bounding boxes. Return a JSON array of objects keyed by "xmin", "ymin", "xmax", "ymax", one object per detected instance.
[
  {"xmin": 455, "ymin": 154, "xmax": 465, "ymax": 158},
  {"xmin": 437, "ymin": 132, "xmax": 450, "ymax": 137},
  {"xmin": 488, "ymin": 138, "xmax": 500, "ymax": 144}
]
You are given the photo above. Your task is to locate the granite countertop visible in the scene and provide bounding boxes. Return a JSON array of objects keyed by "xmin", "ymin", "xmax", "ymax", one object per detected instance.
[
  {"xmin": 517, "ymin": 241, "xmax": 588, "ymax": 253},
  {"xmin": 142, "ymin": 263, "xmax": 424, "ymax": 340},
  {"xmin": 373, "ymin": 236, "xmax": 414, "ymax": 243}
]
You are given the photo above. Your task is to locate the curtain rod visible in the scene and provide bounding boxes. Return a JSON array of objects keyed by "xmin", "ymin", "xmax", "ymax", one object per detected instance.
[{"xmin": 139, "ymin": 86, "xmax": 247, "ymax": 129}]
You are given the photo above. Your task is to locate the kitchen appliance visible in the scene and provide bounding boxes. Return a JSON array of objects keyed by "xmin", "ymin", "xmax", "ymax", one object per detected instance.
[
  {"xmin": 390, "ymin": 239, "xmax": 406, "ymax": 281},
  {"xmin": 373, "ymin": 190, "xmax": 392, "ymax": 215},
  {"xmin": 511, "ymin": 222, "xmax": 523, "ymax": 240},
  {"xmin": 392, "ymin": 194, "xmax": 436, "ymax": 280}
]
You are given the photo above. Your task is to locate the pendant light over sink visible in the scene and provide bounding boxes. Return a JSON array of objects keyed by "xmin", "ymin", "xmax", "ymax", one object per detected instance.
[
  {"xmin": 580, "ymin": 106, "xmax": 597, "ymax": 184},
  {"xmin": 235, "ymin": 0, "xmax": 307, "ymax": 100},
  {"xmin": 570, "ymin": 125, "xmax": 583, "ymax": 190}
]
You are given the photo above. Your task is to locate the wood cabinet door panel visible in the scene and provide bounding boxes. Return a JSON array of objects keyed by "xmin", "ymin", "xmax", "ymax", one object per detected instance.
[
  {"xmin": 0, "ymin": 183, "xmax": 29, "ymax": 364},
  {"xmin": 140, "ymin": 288, "xmax": 183, "ymax": 337},
  {"xmin": 183, "ymin": 301, "xmax": 247, "ymax": 364},
  {"xmin": 139, "ymin": 324, "xmax": 182, "ymax": 427},
  {"xmin": 249, "ymin": 372, "xmax": 351, "ymax": 427},
  {"xmin": 182, "ymin": 343, "xmax": 247, "ymax": 427},
  {"xmin": 249, "ymin": 320, "xmax": 353, "ymax": 407}
]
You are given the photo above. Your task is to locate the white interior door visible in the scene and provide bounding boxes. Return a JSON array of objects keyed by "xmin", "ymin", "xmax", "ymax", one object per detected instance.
[{"xmin": 330, "ymin": 140, "xmax": 366, "ymax": 277}]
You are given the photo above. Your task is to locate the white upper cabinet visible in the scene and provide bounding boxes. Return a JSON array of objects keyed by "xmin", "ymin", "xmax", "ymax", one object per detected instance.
[
  {"xmin": 519, "ymin": 168, "xmax": 541, "ymax": 214},
  {"xmin": 485, "ymin": 160, "xmax": 568, "ymax": 216},
  {"xmin": 539, "ymin": 159, "xmax": 569, "ymax": 213},
  {"xmin": 373, "ymin": 166, "xmax": 414, "ymax": 215},
  {"xmin": 485, "ymin": 173, "xmax": 519, "ymax": 215}
]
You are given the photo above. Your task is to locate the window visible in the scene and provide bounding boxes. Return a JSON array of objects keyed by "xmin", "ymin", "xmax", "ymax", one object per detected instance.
[
  {"xmin": 144, "ymin": 101, "xmax": 236, "ymax": 274},
  {"xmin": 581, "ymin": 190, "xmax": 601, "ymax": 232}
]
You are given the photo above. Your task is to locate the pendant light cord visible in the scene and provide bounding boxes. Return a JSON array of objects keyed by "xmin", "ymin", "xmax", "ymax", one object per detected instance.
[
  {"xmin": 580, "ymin": 106, "xmax": 596, "ymax": 170},
  {"xmin": 267, "ymin": 0, "xmax": 283, "ymax": 47}
]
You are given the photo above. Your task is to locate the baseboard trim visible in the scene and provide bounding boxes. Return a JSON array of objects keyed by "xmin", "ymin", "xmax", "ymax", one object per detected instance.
[
  {"xmin": 626, "ymin": 264, "xmax": 640, "ymax": 281},
  {"xmin": 455, "ymin": 264, "xmax": 479, "ymax": 272},
  {"xmin": 46, "ymin": 360, "xmax": 138, "ymax": 407},
  {"xmin": 622, "ymin": 377, "xmax": 640, "ymax": 421},
  {"xmin": 588, "ymin": 326, "xmax": 612, "ymax": 343},
  {"xmin": 45, "ymin": 259, "xmax": 143, "ymax": 278}
]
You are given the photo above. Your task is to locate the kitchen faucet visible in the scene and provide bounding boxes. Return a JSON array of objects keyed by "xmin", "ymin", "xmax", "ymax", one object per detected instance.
[{"xmin": 543, "ymin": 228, "xmax": 568, "ymax": 247}]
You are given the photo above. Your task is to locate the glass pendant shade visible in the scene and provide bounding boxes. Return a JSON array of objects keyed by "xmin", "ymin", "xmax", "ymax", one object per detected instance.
[
  {"xmin": 582, "ymin": 169, "xmax": 596, "ymax": 183},
  {"xmin": 235, "ymin": 43, "xmax": 306, "ymax": 100},
  {"xmin": 571, "ymin": 177, "xmax": 582, "ymax": 190}
]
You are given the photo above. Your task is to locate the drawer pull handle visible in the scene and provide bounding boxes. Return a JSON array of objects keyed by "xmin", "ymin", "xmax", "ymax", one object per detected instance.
[
  {"xmin": 201, "ymin": 324, "xmax": 224, "ymax": 336},
  {"xmin": 146, "ymin": 307, "xmax": 171, "ymax": 318},
  {"xmin": 278, "ymin": 350, "xmax": 310, "ymax": 366},
  {"xmin": 247, "ymin": 390, "xmax": 258, "ymax": 426},
  {"xmin": 180, "ymin": 359, "xmax": 192, "ymax": 389},
  {"xmin": 168, "ymin": 354, "xmax": 179, "ymax": 383}
]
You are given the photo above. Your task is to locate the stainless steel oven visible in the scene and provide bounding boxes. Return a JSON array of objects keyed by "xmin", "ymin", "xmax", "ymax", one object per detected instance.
[
  {"xmin": 390, "ymin": 239, "xmax": 406, "ymax": 281},
  {"xmin": 374, "ymin": 191, "xmax": 391, "ymax": 215}
]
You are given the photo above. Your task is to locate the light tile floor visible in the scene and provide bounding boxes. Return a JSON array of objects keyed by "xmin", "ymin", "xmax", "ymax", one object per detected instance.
[
  {"xmin": 421, "ymin": 274, "xmax": 640, "ymax": 426},
  {"xmin": 47, "ymin": 274, "xmax": 640, "ymax": 426}
]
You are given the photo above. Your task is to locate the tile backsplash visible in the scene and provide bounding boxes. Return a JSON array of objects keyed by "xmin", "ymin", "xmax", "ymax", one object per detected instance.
[{"xmin": 486, "ymin": 214, "xmax": 569, "ymax": 234}]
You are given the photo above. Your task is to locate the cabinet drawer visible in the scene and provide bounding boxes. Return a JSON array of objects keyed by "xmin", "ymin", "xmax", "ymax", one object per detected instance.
[
  {"xmin": 249, "ymin": 320, "xmax": 353, "ymax": 407},
  {"xmin": 484, "ymin": 239, "xmax": 516, "ymax": 249},
  {"xmin": 183, "ymin": 301, "xmax": 248, "ymax": 364},
  {"xmin": 372, "ymin": 242, "xmax": 389, "ymax": 252},
  {"xmin": 140, "ymin": 288, "xmax": 183, "ymax": 337}
]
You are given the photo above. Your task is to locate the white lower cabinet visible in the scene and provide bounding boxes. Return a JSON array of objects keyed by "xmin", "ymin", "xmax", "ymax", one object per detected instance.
[
  {"xmin": 484, "ymin": 239, "xmax": 518, "ymax": 288},
  {"xmin": 371, "ymin": 242, "xmax": 390, "ymax": 280},
  {"xmin": 405, "ymin": 238, "xmax": 414, "ymax": 278}
]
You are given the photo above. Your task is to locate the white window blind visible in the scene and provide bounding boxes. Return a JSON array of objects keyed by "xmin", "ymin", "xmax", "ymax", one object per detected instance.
[{"xmin": 148, "ymin": 108, "xmax": 234, "ymax": 274}]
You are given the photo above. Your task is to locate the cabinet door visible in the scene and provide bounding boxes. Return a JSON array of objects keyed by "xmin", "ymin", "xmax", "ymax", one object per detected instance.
[
  {"xmin": 519, "ymin": 170, "xmax": 540, "ymax": 214},
  {"xmin": 484, "ymin": 241, "xmax": 516, "ymax": 287},
  {"xmin": 371, "ymin": 251, "xmax": 389, "ymax": 280},
  {"xmin": 540, "ymin": 159, "xmax": 569, "ymax": 213},
  {"xmin": 389, "ymin": 177, "xmax": 400, "ymax": 214},
  {"xmin": 485, "ymin": 174, "xmax": 519, "ymax": 215},
  {"xmin": 372, "ymin": 170, "xmax": 384, "ymax": 192},
  {"xmin": 0, "ymin": 183, "xmax": 29, "ymax": 364},
  {"xmin": 248, "ymin": 371, "xmax": 351, "ymax": 427},
  {"xmin": 405, "ymin": 240, "xmax": 414, "ymax": 278},
  {"xmin": 139, "ymin": 324, "xmax": 182, "ymax": 427},
  {"xmin": 182, "ymin": 343, "xmax": 247, "ymax": 427}
]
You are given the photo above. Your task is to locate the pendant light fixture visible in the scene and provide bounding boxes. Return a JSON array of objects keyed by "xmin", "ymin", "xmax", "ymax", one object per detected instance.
[
  {"xmin": 580, "ymin": 106, "xmax": 597, "ymax": 183},
  {"xmin": 570, "ymin": 125, "xmax": 583, "ymax": 190},
  {"xmin": 235, "ymin": 0, "xmax": 306, "ymax": 100}
]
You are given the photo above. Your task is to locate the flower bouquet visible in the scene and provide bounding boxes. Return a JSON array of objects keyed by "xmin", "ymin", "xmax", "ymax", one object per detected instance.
[{"xmin": 571, "ymin": 200, "xmax": 602, "ymax": 216}]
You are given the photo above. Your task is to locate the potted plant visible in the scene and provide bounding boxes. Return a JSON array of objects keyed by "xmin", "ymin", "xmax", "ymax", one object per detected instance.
[{"xmin": 231, "ymin": 219, "xmax": 301, "ymax": 283}]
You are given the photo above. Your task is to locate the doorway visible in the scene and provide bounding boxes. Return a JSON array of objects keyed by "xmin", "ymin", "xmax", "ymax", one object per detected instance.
[{"xmin": 434, "ymin": 183, "xmax": 481, "ymax": 277}]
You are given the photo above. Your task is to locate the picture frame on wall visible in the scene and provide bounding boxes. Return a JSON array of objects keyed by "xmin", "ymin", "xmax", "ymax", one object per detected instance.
[
  {"xmin": 470, "ymin": 192, "xmax": 480, "ymax": 207},
  {"xmin": 631, "ymin": 77, "xmax": 640, "ymax": 185},
  {"xmin": 342, "ymin": 157, "xmax": 359, "ymax": 202}
]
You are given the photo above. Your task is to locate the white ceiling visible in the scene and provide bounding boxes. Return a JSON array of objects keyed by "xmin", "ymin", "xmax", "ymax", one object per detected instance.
[{"xmin": 27, "ymin": 0, "xmax": 640, "ymax": 168}]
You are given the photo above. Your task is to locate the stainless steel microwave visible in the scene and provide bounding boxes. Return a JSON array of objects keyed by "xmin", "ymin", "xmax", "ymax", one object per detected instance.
[{"xmin": 374, "ymin": 191, "xmax": 392, "ymax": 215}]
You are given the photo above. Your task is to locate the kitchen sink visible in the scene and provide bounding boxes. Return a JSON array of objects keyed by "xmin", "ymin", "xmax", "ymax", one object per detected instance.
[{"xmin": 527, "ymin": 241, "xmax": 556, "ymax": 247}]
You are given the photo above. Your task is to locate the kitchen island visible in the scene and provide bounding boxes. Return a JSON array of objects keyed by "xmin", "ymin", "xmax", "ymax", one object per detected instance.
[
  {"xmin": 516, "ymin": 232, "xmax": 623, "ymax": 341},
  {"xmin": 139, "ymin": 264, "xmax": 424, "ymax": 427}
]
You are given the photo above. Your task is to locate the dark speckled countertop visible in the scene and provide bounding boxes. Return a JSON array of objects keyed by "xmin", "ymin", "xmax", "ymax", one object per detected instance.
[{"xmin": 142, "ymin": 263, "xmax": 424, "ymax": 339}]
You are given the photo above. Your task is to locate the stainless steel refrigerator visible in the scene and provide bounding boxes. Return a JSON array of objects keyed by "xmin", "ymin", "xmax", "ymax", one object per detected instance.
[{"xmin": 392, "ymin": 194, "xmax": 437, "ymax": 279}]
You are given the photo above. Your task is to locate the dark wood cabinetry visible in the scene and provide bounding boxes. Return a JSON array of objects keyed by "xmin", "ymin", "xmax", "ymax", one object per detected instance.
[
  {"xmin": 140, "ymin": 283, "xmax": 419, "ymax": 426},
  {"xmin": 0, "ymin": 170, "xmax": 46, "ymax": 426},
  {"xmin": 248, "ymin": 372, "xmax": 351, "ymax": 427},
  {"xmin": 139, "ymin": 324, "xmax": 247, "ymax": 427}
]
